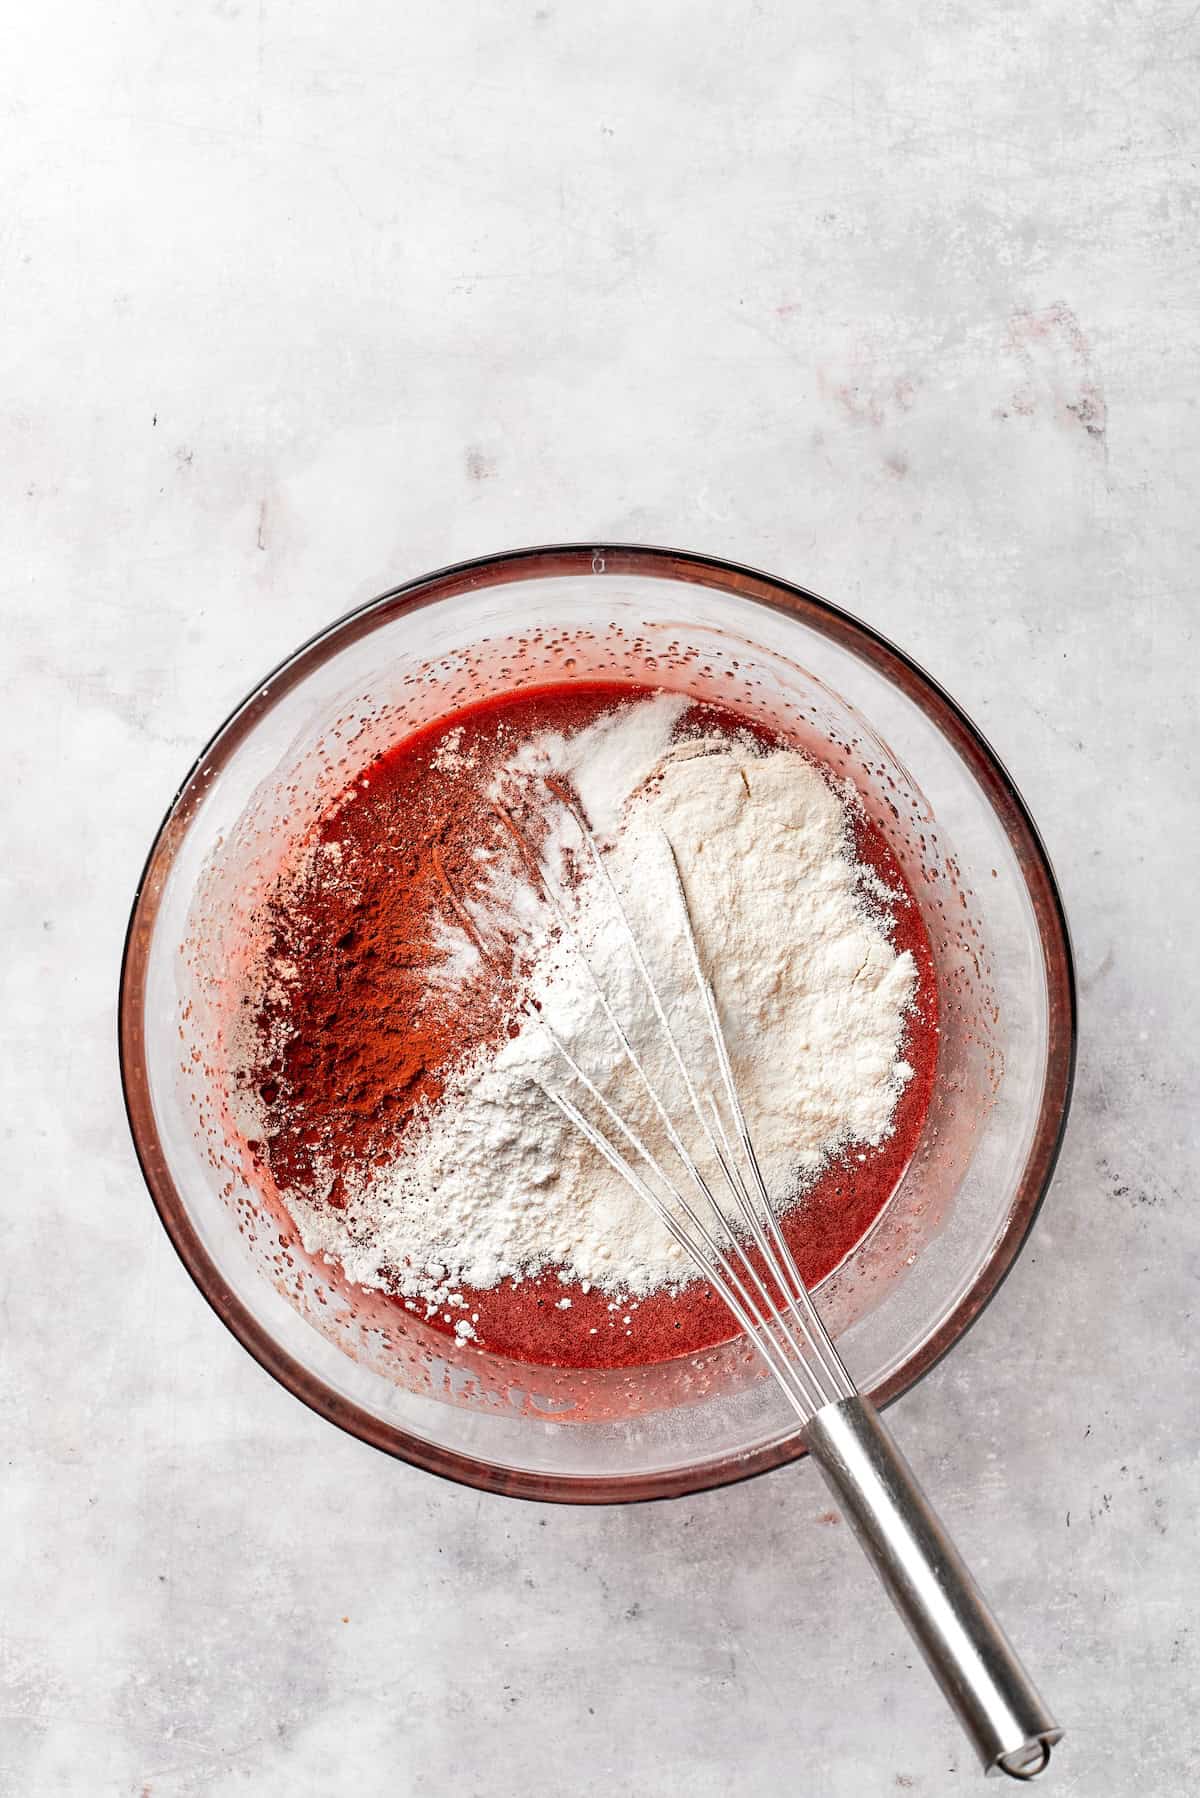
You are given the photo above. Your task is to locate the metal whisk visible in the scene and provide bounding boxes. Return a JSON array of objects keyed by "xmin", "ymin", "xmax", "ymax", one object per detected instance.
[{"xmin": 456, "ymin": 783, "xmax": 1061, "ymax": 1779}]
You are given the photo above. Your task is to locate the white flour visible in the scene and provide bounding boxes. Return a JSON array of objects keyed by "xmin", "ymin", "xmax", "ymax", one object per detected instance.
[{"xmin": 288, "ymin": 696, "xmax": 919, "ymax": 1308}]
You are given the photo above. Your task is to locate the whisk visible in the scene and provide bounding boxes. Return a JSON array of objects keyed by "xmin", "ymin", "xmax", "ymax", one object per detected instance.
[{"xmin": 459, "ymin": 782, "xmax": 1061, "ymax": 1780}]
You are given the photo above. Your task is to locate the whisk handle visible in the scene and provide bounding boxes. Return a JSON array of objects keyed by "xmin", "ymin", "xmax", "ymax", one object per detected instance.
[{"xmin": 804, "ymin": 1395, "xmax": 1061, "ymax": 1779}]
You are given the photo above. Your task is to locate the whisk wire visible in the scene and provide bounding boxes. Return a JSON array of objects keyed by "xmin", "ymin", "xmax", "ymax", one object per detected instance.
[
  {"xmin": 542, "ymin": 791, "xmax": 760, "ymax": 1205},
  {"xmin": 538, "ymin": 1078, "xmax": 821, "ymax": 1419},
  {"xmin": 520, "ymin": 794, "xmax": 837, "ymax": 1413},
  {"xmin": 533, "ymin": 971, "xmax": 830, "ymax": 1416},
  {"xmin": 545, "ymin": 790, "xmax": 853, "ymax": 1412},
  {"xmin": 660, "ymin": 838, "xmax": 857, "ymax": 1404},
  {"xmin": 472, "ymin": 788, "xmax": 850, "ymax": 1415}
]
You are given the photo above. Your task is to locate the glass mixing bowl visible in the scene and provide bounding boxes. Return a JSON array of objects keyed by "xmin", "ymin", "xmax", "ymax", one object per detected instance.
[{"xmin": 119, "ymin": 546, "xmax": 1075, "ymax": 1502}]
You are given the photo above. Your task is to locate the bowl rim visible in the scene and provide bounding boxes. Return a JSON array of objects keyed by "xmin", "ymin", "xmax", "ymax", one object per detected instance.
[{"xmin": 118, "ymin": 543, "xmax": 1077, "ymax": 1504}]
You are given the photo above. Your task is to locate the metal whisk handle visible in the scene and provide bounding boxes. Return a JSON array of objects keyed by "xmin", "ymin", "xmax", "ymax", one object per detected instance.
[{"xmin": 804, "ymin": 1397, "xmax": 1061, "ymax": 1779}]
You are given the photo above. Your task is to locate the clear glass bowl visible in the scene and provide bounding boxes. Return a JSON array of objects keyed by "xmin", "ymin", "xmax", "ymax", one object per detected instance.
[{"xmin": 119, "ymin": 546, "xmax": 1075, "ymax": 1502}]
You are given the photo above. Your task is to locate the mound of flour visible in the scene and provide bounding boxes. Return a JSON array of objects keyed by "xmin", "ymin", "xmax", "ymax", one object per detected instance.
[{"xmin": 289, "ymin": 697, "xmax": 918, "ymax": 1308}]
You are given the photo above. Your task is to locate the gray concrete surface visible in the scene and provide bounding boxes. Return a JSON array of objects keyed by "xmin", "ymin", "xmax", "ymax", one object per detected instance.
[{"xmin": 2, "ymin": 0, "xmax": 1197, "ymax": 1792}]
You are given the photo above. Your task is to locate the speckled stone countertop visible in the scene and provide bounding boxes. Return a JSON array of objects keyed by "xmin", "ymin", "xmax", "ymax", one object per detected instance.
[{"xmin": 3, "ymin": 0, "xmax": 1197, "ymax": 1792}]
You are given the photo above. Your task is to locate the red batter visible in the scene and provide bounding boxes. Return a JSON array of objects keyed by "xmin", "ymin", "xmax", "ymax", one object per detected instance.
[{"xmin": 244, "ymin": 683, "xmax": 938, "ymax": 1369}]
